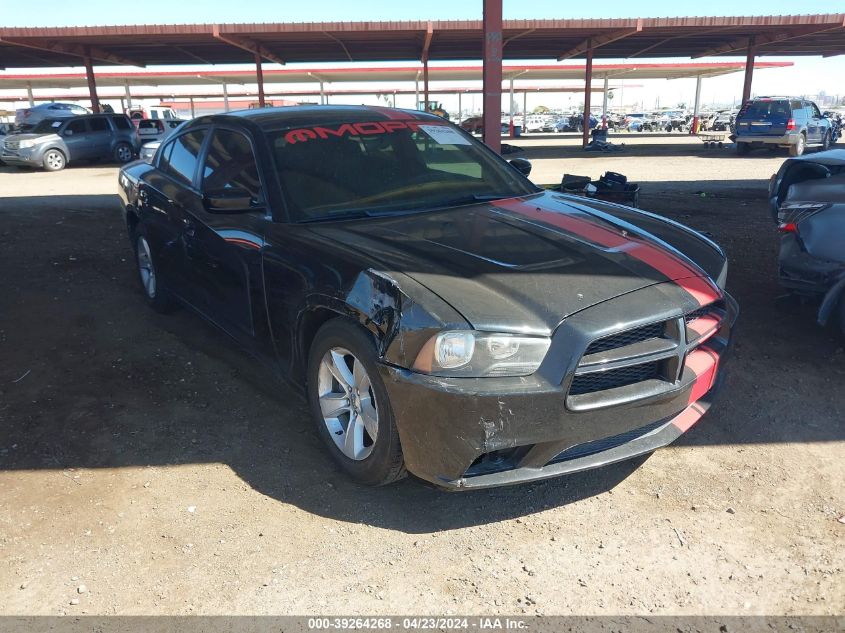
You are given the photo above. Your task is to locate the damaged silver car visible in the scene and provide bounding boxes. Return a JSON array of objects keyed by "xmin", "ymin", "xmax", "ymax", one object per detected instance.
[{"xmin": 770, "ymin": 149, "xmax": 845, "ymax": 334}]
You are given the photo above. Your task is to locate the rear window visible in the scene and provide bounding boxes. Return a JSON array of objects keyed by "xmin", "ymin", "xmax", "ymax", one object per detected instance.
[{"xmin": 741, "ymin": 100, "xmax": 792, "ymax": 119}]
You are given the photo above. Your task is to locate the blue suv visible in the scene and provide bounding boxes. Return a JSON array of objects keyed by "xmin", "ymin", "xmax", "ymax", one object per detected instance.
[{"xmin": 735, "ymin": 97, "xmax": 833, "ymax": 157}]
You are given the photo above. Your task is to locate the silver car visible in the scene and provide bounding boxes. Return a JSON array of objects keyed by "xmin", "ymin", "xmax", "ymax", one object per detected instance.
[{"xmin": 15, "ymin": 103, "xmax": 90, "ymax": 129}]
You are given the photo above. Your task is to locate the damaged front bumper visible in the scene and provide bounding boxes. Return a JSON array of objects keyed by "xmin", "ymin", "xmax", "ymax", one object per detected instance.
[{"xmin": 380, "ymin": 283, "xmax": 738, "ymax": 490}]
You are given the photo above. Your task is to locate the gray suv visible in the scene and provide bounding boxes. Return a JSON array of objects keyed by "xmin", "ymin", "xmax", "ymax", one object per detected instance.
[{"xmin": 1, "ymin": 113, "xmax": 140, "ymax": 171}]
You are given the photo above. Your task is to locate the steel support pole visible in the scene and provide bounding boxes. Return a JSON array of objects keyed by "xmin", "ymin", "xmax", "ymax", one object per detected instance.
[
  {"xmin": 123, "ymin": 80, "xmax": 132, "ymax": 110},
  {"xmin": 482, "ymin": 0, "xmax": 503, "ymax": 153},
  {"xmin": 582, "ymin": 40, "xmax": 593, "ymax": 148},
  {"xmin": 509, "ymin": 78, "xmax": 515, "ymax": 137},
  {"xmin": 415, "ymin": 76, "xmax": 419, "ymax": 110},
  {"xmin": 189, "ymin": 97, "xmax": 196, "ymax": 118},
  {"xmin": 742, "ymin": 36, "xmax": 756, "ymax": 105},
  {"xmin": 255, "ymin": 53, "xmax": 266, "ymax": 108},
  {"xmin": 83, "ymin": 53, "xmax": 100, "ymax": 114},
  {"xmin": 692, "ymin": 75, "xmax": 703, "ymax": 134},
  {"xmin": 392, "ymin": 92, "xmax": 396, "ymax": 108},
  {"xmin": 457, "ymin": 91, "xmax": 462, "ymax": 121},
  {"xmin": 222, "ymin": 83, "xmax": 230, "ymax": 112},
  {"xmin": 26, "ymin": 82, "xmax": 34, "ymax": 107},
  {"xmin": 423, "ymin": 58, "xmax": 430, "ymax": 111},
  {"xmin": 523, "ymin": 90, "xmax": 527, "ymax": 123},
  {"xmin": 601, "ymin": 75, "xmax": 609, "ymax": 129}
]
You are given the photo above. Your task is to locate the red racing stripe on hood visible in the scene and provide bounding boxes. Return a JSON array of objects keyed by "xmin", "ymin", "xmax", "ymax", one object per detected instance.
[{"xmin": 494, "ymin": 197, "xmax": 721, "ymax": 307}]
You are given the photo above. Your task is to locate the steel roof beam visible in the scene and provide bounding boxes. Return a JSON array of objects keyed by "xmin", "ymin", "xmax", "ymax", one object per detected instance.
[
  {"xmin": 692, "ymin": 22, "xmax": 845, "ymax": 58},
  {"xmin": 0, "ymin": 37, "xmax": 143, "ymax": 67},
  {"xmin": 558, "ymin": 21, "xmax": 642, "ymax": 61},
  {"xmin": 212, "ymin": 25, "xmax": 285, "ymax": 65}
]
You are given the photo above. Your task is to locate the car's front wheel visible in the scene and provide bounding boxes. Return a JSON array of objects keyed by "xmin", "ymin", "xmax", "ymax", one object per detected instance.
[
  {"xmin": 42, "ymin": 149, "xmax": 66, "ymax": 171},
  {"xmin": 307, "ymin": 319, "xmax": 406, "ymax": 486}
]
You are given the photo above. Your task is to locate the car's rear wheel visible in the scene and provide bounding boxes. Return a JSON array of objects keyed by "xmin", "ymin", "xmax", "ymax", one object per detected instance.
[
  {"xmin": 133, "ymin": 230, "xmax": 173, "ymax": 313},
  {"xmin": 736, "ymin": 142, "xmax": 750, "ymax": 156},
  {"xmin": 42, "ymin": 149, "xmax": 66, "ymax": 172},
  {"xmin": 307, "ymin": 319, "xmax": 405, "ymax": 486},
  {"xmin": 789, "ymin": 134, "xmax": 806, "ymax": 157},
  {"xmin": 114, "ymin": 142, "xmax": 134, "ymax": 164}
]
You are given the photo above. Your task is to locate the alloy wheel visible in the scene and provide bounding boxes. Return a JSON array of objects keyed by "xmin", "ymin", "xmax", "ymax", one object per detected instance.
[
  {"xmin": 117, "ymin": 144, "xmax": 133, "ymax": 162},
  {"xmin": 317, "ymin": 347, "xmax": 378, "ymax": 461},
  {"xmin": 136, "ymin": 236, "xmax": 157, "ymax": 298},
  {"xmin": 45, "ymin": 151, "xmax": 64, "ymax": 170}
]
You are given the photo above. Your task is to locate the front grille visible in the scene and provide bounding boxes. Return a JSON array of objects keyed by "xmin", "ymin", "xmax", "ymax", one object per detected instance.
[
  {"xmin": 549, "ymin": 418, "xmax": 668, "ymax": 464},
  {"xmin": 3, "ymin": 140, "xmax": 19, "ymax": 150},
  {"xmin": 569, "ymin": 361, "xmax": 660, "ymax": 395},
  {"xmin": 584, "ymin": 321, "xmax": 664, "ymax": 355},
  {"xmin": 684, "ymin": 306, "xmax": 710, "ymax": 323}
]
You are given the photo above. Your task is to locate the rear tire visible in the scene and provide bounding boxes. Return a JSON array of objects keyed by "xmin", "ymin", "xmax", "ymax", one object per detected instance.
[
  {"xmin": 736, "ymin": 142, "xmax": 750, "ymax": 156},
  {"xmin": 114, "ymin": 142, "xmax": 134, "ymax": 164},
  {"xmin": 789, "ymin": 134, "xmax": 806, "ymax": 157},
  {"xmin": 133, "ymin": 228, "xmax": 173, "ymax": 313},
  {"xmin": 42, "ymin": 149, "xmax": 66, "ymax": 172},
  {"xmin": 306, "ymin": 318, "xmax": 406, "ymax": 486}
]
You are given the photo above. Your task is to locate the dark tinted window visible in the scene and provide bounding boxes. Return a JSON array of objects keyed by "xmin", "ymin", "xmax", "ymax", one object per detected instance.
[
  {"xmin": 65, "ymin": 119, "xmax": 88, "ymax": 135},
  {"xmin": 270, "ymin": 120, "xmax": 537, "ymax": 221},
  {"xmin": 742, "ymin": 100, "xmax": 791, "ymax": 119},
  {"xmin": 202, "ymin": 129, "xmax": 261, "ymax": 200},
  {"xmin": 159, "ymin": 130, "xmax": 206, "ymax": 186},
  {"xmin": 111, "ymin": 116, "xmax": 131, "ymax": 130},
  {"xmin": 89, "ymin": 118, "xmax": 109, "ymax": 132}
]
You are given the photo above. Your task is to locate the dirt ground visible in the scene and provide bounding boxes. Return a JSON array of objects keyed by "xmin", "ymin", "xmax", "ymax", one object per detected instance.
[{"xmin": 0, "ymin": 137, "xmax": 843, "ymax": 617}]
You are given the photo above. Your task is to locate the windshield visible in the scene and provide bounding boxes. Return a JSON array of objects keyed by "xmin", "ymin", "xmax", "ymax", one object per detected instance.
[
  {"xmin": 31, "ymin": 119, "xmax": 63, "ymax": 134},
  {"xmin": 269, "ymin": 119, "xmax": 539, "ymax": 222}
]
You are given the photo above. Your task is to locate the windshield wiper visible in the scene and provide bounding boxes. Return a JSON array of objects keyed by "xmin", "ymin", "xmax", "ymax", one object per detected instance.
[{"xmin": 297, "ymin": 209, "xmax": 382, "ymax": 223}]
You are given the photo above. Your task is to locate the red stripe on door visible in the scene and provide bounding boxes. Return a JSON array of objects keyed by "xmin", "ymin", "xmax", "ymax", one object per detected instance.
[{"xmin": 494, "ymin": 198, "xmax": 722, "ymax": 307}]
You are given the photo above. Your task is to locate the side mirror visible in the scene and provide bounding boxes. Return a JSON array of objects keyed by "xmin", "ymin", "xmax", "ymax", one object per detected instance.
[
  {"xmin": 203, "ymin": 188, "xmax": 259, "ymax": 213},
  {"xmin": 509, "ymin": 157, "xmax": 532, "ymax": 177}
]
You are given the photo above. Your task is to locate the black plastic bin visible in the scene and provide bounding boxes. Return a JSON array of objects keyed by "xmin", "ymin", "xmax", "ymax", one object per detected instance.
[{"xmin": 592, "ymin": 183, "xmax": 640, "ymax": 208}]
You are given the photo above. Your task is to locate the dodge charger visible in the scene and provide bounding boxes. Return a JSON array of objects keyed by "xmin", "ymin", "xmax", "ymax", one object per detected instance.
[{"xmin": 117, "ymin": 106, "xmax": 737, "ymax": 489}]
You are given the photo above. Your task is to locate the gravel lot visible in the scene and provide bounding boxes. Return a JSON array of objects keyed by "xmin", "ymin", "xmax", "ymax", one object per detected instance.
[{"xmin": 0, "ymin": 137, "xmax": 843, "ymax": 616}]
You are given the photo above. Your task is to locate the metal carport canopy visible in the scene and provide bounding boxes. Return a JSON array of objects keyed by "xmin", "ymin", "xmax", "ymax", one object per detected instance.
[
  {"xmin": 0, "ymin": 15, "xmax": 843, "ymax": 69},
  {"xmin": 0, "ymin": 62, "xmax": 794, "ymax": 90}
]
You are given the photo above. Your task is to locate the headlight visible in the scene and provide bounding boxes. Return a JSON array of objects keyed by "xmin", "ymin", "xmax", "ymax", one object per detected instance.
[
  {"xmin": 18, "ymin": 139, "xmax": 40, "ymax": 149},
  {"xmin": 412, "ymin": 331, "xmax": 551, "ymax": 377}
]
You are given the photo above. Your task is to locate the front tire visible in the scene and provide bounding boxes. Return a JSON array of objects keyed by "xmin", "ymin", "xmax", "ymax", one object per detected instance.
[
  {"xmin": 42, "ymin": 149, "xmax": 66, "ymax": 171},
  {"xmin": 307, "ymin": 319, "xmax": 406, "ymax": 486}
]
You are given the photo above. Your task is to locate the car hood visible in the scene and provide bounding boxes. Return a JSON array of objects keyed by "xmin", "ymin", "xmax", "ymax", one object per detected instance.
[
  {"xmin": 307, "ymin": 191, "xmax": 719, "ymax": 334},
  {"xmin": 4, "ymin": 133, "xmax": 60, "ymax": 142}
]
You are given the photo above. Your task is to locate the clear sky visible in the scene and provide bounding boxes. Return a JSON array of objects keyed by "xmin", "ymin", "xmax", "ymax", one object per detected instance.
[
  {"xmin": 1, "ymin": 1, "xmax": 843, "ymax": 113},
  {"xmin": 1, "ymin": 0, "xmax": 844, "ymax": 25}
]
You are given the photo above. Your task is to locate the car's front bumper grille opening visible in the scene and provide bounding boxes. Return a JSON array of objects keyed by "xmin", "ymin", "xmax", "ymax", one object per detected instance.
[
  {"xmin": 569, "ymin": 361, "xmax": 661, "ymax": 395},
  {"xmin": 584, "ymin": 321, "xmax": 664, "ymax": 355},
  {"xmin": 549, "ymin": 418, "xmax": 669, "ymax": 464}
]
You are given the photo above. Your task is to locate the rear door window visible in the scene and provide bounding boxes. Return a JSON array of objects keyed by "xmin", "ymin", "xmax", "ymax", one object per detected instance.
[
  {"xmin": 64, "ymin": 119, "xmax": 88, "ymax": 135},
  {"xmin": 202, "ymin": 129, "xmax": 262, "ymax": 200},
  {"xmin": 159, "ymin": 130, "xmax": 207, "ymax": 187},
  {"xmin": 89, "ymin": 118, "xmax": 109, "ymax": 132}
]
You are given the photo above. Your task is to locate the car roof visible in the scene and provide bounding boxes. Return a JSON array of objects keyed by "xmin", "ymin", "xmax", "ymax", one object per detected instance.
[{"xmin": 186, "ymin": 105, "xmax": 445, "ymax": 132}]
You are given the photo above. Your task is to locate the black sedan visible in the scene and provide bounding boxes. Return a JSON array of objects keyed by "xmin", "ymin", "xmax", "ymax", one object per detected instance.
[{"xmin": 118, "ymin": 106, "xmax": 737, "ymax": 489}]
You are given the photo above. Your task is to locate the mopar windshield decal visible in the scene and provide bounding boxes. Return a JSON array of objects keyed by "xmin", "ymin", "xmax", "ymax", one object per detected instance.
[{"xmin": 283, "ymin": 120, "xmax": 447, "ymax": 144}]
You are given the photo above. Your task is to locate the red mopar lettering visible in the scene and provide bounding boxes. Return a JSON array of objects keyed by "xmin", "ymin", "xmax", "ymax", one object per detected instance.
[
  {"xmin": 354, "ymin": 122, "xmax": 386, "ymax": 135},
  {"xmin": 313, "ymin": 123, "xmax": 357, "ymax": 139},
  {"xmin": 380, "ymin": 121, "xmax": 409, "ymax": 133},
  {"xmin": 284, "ymin": 128, "xmax": 318, "ymax": 144}
]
